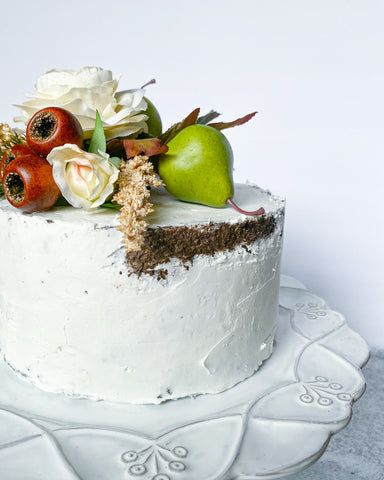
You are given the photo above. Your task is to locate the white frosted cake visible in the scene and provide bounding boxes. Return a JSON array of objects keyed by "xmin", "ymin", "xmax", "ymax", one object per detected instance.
[
  {"xmin": 0, "ymin": 66, "xmax": 285, "ymax": 404},
  {"xmin": 0, "ymin": 183, "xmax": 284, "ymax": 404}
]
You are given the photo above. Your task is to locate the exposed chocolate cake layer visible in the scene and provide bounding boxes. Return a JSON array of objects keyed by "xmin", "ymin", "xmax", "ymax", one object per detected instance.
[{"xmin": 126, "ymin": 215, "xmax": 276, "ymax": 278}]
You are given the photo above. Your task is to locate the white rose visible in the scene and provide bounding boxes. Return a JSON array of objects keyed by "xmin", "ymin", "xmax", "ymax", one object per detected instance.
[
  {"xmin": 14, "ymin": 66, "xmax": 148, "ymax": 140},
  {"xmin": 47, "ymin": 144, "xmax": 119, "ymax": 210}
]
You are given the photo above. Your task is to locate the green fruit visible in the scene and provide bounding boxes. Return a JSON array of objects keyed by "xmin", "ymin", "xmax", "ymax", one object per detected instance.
[
  {"xmin": 158, "ymin": 124, "xmax": 234, "ymax": 207},
  {"xmin": 143, "ymin": 97, "xmax": 162, "ymax": 137}
]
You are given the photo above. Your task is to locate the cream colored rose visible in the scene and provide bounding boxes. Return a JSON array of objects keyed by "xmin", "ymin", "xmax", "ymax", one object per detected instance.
[
  {"xmin": 47, "ymin": 144, "xmax": 119, "ymax": 210},
  {"xmin": 14, "ymin": 66, "xmax": 148, "ymax": 140}
]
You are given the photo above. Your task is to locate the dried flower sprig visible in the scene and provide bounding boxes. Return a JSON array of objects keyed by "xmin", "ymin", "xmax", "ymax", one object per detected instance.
[
  {"xmin": 0, "ymin": 123, "xmax": 26, "ymax": 155},
  {"xmin": 113, "ymin": 155, "xmax": 164, "ymax": 252}
]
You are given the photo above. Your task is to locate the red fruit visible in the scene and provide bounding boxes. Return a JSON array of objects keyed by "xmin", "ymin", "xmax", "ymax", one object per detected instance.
[
  {"xmin": 0, "ymin": 144, "xmax": 34, "ymax": 180},
  {"xmin": 26, "ymin": 107, "xmax": 83, "ymax": 157},
  {"xmin": 2, "ymin": 155, "xmax": 61, "ymax": 213}
]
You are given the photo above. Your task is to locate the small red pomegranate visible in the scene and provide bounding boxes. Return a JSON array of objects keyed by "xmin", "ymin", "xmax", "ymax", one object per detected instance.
[
  {"xmin": 26, "ymin": 107, "xmax": 83, "ymax": 157},
  {"xmin": 2, "ymin": 155, "xmax": 61, "ymax": 213},
  {"xmin": 0, "ymin": 144, "xmax": 34, "ymax": 180}
]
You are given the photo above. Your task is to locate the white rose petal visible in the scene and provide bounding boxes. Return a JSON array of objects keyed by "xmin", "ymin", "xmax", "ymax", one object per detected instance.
[
  {"xmin": 15, "ymin": 66, "xmax": 148, "ymax": 140},
  {"xmin": 66, "ymin": 162, "xmax": 94, "ymax": 199},
  {"xmin": 47, "ymin": 144, "xmax": 119, "ymax": 210}
]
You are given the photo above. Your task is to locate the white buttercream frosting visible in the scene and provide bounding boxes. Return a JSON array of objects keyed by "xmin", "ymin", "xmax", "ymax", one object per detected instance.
[{"xmin": 0, "ymin": 184, "xmax": 284, "ymax": 404}]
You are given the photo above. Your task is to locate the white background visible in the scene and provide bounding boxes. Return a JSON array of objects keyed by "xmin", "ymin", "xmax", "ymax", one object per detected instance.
[{"xmin": 1, "ymin": 0, "xmax": 382, "ymax": 347}]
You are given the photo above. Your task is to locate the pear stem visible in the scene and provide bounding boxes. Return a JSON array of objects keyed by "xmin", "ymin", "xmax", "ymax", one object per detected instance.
[
  {"xmin": 227, "ymin": 197, "xmax": 265, "ymax": 216},
  {"xmin": 141, "ymin": 78, "xmax": 156, "ymax": 89}
]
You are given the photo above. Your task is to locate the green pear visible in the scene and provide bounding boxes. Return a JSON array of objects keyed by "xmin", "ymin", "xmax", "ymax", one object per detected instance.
[
  {"xmin": 143, "ymin": 97, "xmax": 162, "ymax": 137},
  {"xmin": 158, "ymin": 124, "xmax": 234, "ymax": 207}
]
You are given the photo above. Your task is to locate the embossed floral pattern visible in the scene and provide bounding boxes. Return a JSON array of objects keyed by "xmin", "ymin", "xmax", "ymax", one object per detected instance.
[
  {"xmin": 300, "ymin": 376, "xmax": 352, "ymax": 406},
  {"xmin": 121, "ymin": 444, "xmax": 188, "ymax": 479},
  {"xmin": 295, "ymin": 302, "xmax": 327, "ymax": 319}
]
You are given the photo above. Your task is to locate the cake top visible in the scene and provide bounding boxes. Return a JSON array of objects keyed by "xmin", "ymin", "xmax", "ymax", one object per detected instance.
[
  {"xmin": 0, "ymin": 183, "xmax": 284, "ymax": 228},
  {"xmin": 146, "ymin": 183, "xmax": 283, "ymax": 227}
]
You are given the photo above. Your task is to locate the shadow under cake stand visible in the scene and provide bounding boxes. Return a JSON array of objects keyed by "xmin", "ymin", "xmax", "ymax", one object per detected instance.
[{"xmin": 0, "ymin": 275, "xmax": 369, "ymax": 480}]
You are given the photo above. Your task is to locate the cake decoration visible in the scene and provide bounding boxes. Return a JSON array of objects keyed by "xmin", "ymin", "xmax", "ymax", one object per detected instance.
[
  {"xmin": 14, "ymin": 66, "xmax": 148, "ymax": 140},
  {"xmin": 2, "ymin": 149, "xmax": 61, "ymax": 213},
  {"xmin": 1, "ymin": 66, "xmax": 266, "ymax": 252},
  {"xmin": 26, "ymin": 106, "xmax": 83, "ymax": 156},
  {"xmin": 113, "ymin": 155, "xmax": 164, "ymax": 252},
  {"xmin": 0, "ymin": 124, "xmax": 26, "ymax": 186}
]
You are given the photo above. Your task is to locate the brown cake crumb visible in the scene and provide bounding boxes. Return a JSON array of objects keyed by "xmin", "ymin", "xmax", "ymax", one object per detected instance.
[{"xmin": 126, "ymin": 215, "xmax": 276, "ymax": 278}]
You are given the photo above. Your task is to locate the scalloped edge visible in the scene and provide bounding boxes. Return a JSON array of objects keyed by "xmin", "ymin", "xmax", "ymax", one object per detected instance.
[{"xmin": 229, "ymin": 278, "xmax": 369, "ymax": 479}]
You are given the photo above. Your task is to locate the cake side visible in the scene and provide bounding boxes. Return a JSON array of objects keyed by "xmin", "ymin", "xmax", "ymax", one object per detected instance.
[{"xmin": 0, "ymin": 184, "xmax": 284, "ymax": 403}]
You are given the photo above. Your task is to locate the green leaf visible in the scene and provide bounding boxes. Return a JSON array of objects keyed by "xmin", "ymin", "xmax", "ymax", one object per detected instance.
[
  {"xmin": 54, "ymin": 195, "xmax": 71, "ymax": 207},
  {"xmin": 110, "ymin": 156, "xmax": 122, "ymax": 169},
  {"xmin": 88, "ymin": 110, "xmax": 106, "ymax": 155},
  {"xmin": 100, "ymin": 202, "xmax": 121, "ymax": 209},
  {"xmin": 0, "ymin": 182, "xmax": 4, "ymax": 200}
]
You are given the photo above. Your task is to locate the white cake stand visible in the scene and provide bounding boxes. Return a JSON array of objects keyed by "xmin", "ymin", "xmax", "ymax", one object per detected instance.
[{"xmin": 0, "ymin": 276, "xmax": 369, "ymax": 480}]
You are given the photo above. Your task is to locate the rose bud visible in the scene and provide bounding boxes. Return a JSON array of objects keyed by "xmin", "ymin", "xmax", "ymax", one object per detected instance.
[
  {"xmin": 26, "ymin": 106, "xmax": 83, "ymax": 157},
  {"xmin": 47, "ymin": 144, "xmax": 119, "ymax": 210},
  {"xmin": 0, "ymin": 144, "xmax": 34, "ymax": 180},
  {"xmin": 2, "ymin": 154, "xmax": 61, "ymax": 213}
]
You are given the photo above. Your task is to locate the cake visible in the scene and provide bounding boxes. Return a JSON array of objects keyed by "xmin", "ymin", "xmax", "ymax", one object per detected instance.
[
  {"xmin": 0, "ymin": 67, "xmax": 285, "ymax": 404},
  {"xmin": 0, "ymin": 184, "xmax": 284, "ymax": 404}
]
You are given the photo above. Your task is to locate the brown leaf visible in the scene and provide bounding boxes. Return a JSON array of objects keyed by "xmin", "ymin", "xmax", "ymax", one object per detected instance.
[
  {"xmin": 160, "ymin": 108, "xmax": 200, "ymax": 145},
  {"xmin": 208, "ymin": 111, "xmax": 257, "ymax": 131},
  {"xmin": 181, "ymin": 108, "xmax": 201, "ymax": 128},
  {"xmin": 106, "ymin": 138, "xmax": 168, "ymax": 159},
  {"xmin": 106, "ymin": 138, "xmax": 126, "ymax": 158},
  {"xmin": 123, "ymin": 138, "xmax": 168, "ymax": 158}
]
